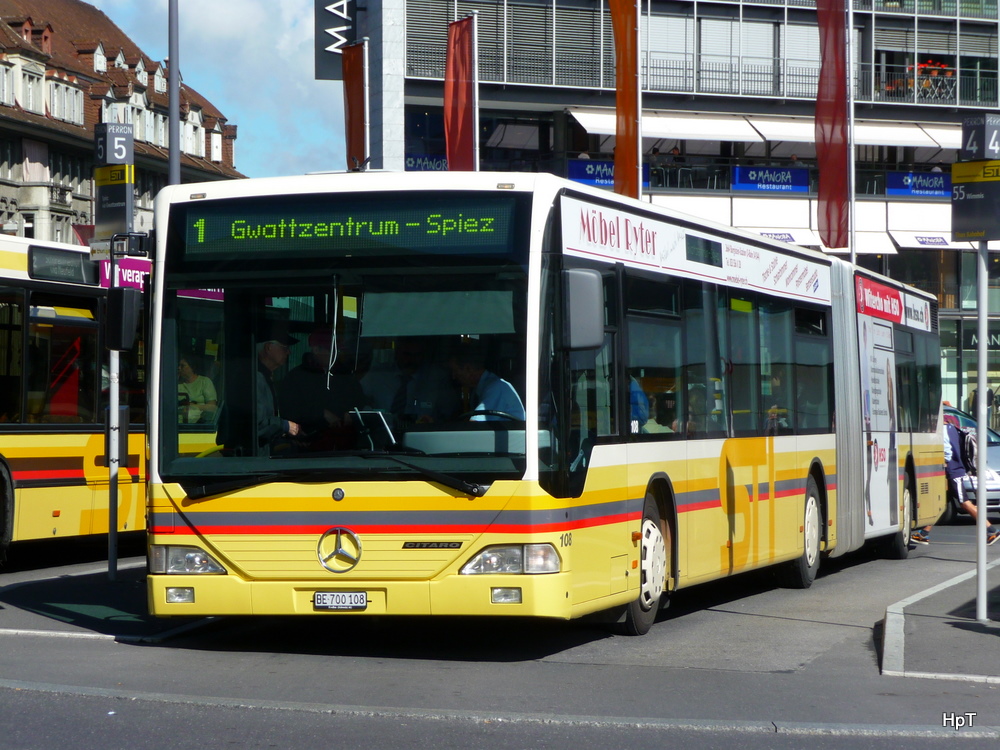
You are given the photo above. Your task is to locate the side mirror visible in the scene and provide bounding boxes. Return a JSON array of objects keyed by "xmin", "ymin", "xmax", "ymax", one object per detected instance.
[
  {"xmin": 107, "ymin": 286, "xmax": 142, "ymax": 351},
  {"xmin": 562, "ymin": 268, "xmax": 604, "ymax": 350}
]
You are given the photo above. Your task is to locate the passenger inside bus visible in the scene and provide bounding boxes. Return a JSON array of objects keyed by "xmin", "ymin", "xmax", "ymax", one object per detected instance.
[
  {"xmin": 674, "ymin": 386, "xmax": 707, "ymax": 436},
  {"xmin": 764, "ymin": 366, "xmax": 790, "ymax": 435},
  {"xmin": 361, "ymin": 337, "xmax": 459, "ymax": 425},
  {"xmin": 448, "ymin": 341, "xmax": 525, "ymax": 421},
  {"xmin": 256, "ymin": 324, "xmax": 301, "ymax": 445},
  {"xmin": 277, "ymin": 328, "xmax": 366, "ymax": 449},
  {"xmin": 177, "ymin": 354, "xmax": 217, "ymax": 424},
  {"xmin": 643, "ymin": 392, "xmax": 676, "ymax": 434}
]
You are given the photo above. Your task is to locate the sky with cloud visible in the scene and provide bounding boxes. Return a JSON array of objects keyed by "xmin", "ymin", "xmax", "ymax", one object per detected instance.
[{"xmin": 88, "ymin": 0, "xmax": 347, "ymax": 178}]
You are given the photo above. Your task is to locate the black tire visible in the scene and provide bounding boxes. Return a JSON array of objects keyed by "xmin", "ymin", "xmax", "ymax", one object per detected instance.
[
  {"xmin": 884, "ymin": 474, "xmax": 913, "ymax": 560},
  {"xmin": 778, "ymin": 476, "xmax": 821, "ymax": 589},
  {"xmin": 0, "ymin": 466, "xmax": 12, "ymax": 564},
  {"xmin": 623, "ymin": 493, "xmax": 668, "ymax": 635},
  {"xmin": 938, "ymin": 497, "xmax": 956, "ymax": 525}
]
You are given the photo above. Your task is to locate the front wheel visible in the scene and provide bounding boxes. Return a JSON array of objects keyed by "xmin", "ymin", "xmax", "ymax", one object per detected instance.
[
  {"xmin": 778, "ymin": 476, "xmax": 821, "ymax": 589},
  {"xmin": 623, "ymin": 493, "xmax": 668, "ymax": 635}
]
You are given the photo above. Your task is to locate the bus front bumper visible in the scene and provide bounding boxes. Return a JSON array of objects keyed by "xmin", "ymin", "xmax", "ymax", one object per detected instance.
[{"xmin": 147, "ymin": 571, "xmax": 589, "ymax": 619}]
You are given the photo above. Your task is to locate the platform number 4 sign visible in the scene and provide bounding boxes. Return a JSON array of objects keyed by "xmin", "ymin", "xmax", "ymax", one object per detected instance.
[{"xmin": 961, "ymin": 114, "xmax": 1000, "ymax": 162}]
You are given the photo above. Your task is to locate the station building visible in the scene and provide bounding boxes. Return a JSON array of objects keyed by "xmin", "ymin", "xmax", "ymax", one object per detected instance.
[
  {"xmin": 359, "ymin": 0, "xmax": 1000, "ymax": 411},
  {"xmin": 0, "ymin": 0, "xmax": 240, "ymax": 244}
]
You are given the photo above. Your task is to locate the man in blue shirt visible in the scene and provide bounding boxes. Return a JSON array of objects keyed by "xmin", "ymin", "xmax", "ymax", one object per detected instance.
[{"xmin": 449, "ymin": 343, "xmax": 525, "ymax": 421}]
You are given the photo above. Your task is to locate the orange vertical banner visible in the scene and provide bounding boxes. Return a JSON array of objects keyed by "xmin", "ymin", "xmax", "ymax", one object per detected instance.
[
  {"xmin": 342, "ymin": 40, "xmax": 368, "ymax": 170},
  {"xmin": 608, "ymin": 0, "xmax": 640, "ymax": 199},
  {"xmin": 815, "ymin": 0, "xmax": 849, "ymax": 249},
  {"xmin": 444, "ymin": 16, "xmax": 477, "ymax": 171}
]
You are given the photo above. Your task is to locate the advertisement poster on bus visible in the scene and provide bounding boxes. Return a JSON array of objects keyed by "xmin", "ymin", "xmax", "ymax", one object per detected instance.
[
  {"xmin": 856, "ymin": 276, "xmax": 903, "ymax": 536},
  {"xmin": 560, "ymin": 195, "xmax": 831, "ymax": 305}
]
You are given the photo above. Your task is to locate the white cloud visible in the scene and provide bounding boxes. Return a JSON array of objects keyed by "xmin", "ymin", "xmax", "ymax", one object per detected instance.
[{"xmin": 89, "ymin": 0, "xmax": 346, "ymax": 177}]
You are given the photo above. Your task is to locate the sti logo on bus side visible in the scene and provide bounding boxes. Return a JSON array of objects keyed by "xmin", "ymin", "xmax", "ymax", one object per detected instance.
[{"xmin": 983, "ymin": 165, "xmax": 1000, "ymax": 179}]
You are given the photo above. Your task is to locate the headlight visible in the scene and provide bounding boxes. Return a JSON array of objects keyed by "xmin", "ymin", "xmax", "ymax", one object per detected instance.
[
  {"xmin": 461, "ymin": 544, "xmax": 560, "ymax": 575},
  {"xmin": 149, "ymin": 545, "xmax": 226, "ymax": 574}
]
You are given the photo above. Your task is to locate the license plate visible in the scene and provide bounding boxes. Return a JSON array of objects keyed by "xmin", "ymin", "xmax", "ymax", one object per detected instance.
[{"xmin": 314, "ymin": 591, "xmax": 368, "ymax": 611}]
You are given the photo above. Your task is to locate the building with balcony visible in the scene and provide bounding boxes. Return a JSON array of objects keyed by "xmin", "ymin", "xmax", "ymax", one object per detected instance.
[
  {"xmin": 360, "ymin": 0, "xmax": 1000, "ymax": 412},
  {"xmin": 0, "ymin": 0, "xmax": 240, "ymax": 244}
]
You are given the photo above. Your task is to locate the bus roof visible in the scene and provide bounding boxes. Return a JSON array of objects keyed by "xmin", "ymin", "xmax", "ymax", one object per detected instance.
[{"xmin": 154, "ymin": 171, "xmax": 935, "ymax": 307}]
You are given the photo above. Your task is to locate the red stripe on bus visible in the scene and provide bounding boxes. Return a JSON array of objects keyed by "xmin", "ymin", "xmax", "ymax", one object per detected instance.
[
  {"xmin": 149, "ymin": 511, "xmax": 643, "ymax": 537},
  {"xmin": 13, "ymin": 470, "xmax": 86, "ymax": 481},
  {"xmin": 13, "ymin": 468, "xmax": 140, "ymax": 481}
]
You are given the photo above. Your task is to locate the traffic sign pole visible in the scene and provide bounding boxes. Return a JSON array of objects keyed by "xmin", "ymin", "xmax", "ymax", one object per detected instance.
[
  {"xmin": 955, "ymin": 113, "xmax": 998, "ymax": 623},
  {"xmin": 93, "ymin": 124, "xmax": 134, "ymax": 582}
]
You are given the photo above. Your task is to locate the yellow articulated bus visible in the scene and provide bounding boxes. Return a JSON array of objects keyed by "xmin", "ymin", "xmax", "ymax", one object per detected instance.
[
  {"xmin": 146, "ymin": 172, "xmax": 944, "ymax": 633},
  {"xmin": 0, "ymin": 236, "xmax": 147, "ymax": 561}
]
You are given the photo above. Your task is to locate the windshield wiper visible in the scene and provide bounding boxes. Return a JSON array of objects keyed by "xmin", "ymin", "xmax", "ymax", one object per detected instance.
[{"xmin": 363, "ymin": 453, "xmax": 486, "ymax": 497}]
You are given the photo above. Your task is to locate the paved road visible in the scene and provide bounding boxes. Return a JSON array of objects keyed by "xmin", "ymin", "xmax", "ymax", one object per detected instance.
[{"xmin": 0, "ymin": 527, "xmax": 998, "ymax": 748}]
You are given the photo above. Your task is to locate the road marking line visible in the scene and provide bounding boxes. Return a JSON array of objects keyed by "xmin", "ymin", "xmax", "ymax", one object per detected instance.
[
  {"xmin": 882, "ymin": 556, "xmax": 1000, "ymax": 683},
  {"xmin": 0, "ymin": 559, "xmax": 146, "ymax": 595}
]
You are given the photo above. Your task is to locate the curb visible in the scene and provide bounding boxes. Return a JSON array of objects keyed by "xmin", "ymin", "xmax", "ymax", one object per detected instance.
[{"xmin": 881, "ymin": 556, "xmax": 1000, "ymax": 682}]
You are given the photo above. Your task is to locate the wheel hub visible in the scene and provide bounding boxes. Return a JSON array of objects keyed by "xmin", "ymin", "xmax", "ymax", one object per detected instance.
[{"xmin": 639, "ymin": 518, "xmax": 666, "ymax": 610}]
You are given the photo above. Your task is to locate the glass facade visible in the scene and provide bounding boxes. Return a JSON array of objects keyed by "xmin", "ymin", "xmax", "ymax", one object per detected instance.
[{"xmin": 398, "ymin": 0, "xmax": 1000, "ymax": 395}]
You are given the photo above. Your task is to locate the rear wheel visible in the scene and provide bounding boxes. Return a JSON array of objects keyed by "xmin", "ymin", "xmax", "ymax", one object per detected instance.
[
  {"xmin": 778, "ymin": 476, "xmax": 821, "ymax": 588},
  {"xmin": 623, "ymin": 493, "xmax": 668, "ymax": 635},
  {"xmin": 885, "ymin": 475, "xmax": 913, "ymax": 560},
  {"xmin": 938, "ymin": 496, "xmax": 956, "ymax": 525}
]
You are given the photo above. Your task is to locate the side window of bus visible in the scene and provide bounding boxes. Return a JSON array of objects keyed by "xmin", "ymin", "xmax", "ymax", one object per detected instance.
[
  {"xmin": 895, "ymin": 356, "xmax": 917, "ymax": 432},
  {"xmin": 728, "ymin": 293, "xmax": 759, "ymax": 436},
  {"xmin": 793, "ymin": 307, "xmax": 833, "ymax": 434},
  {"xmin": 27, "ymin": 293, "xmax": 99, "ymax": 423},
  {"xmin": 682, "ymin": 281, "xmax": 727, "ymax": 438},
  {"xmin": 625, "ymin": 275, "xmax": 681, "ymax": 438},
  {"xmin": 174, "ymin": 290, "xmax": 224, "ymax": 430},
  {"xmin": 0, "ymin": 287, "xmax": 24, "ymax": 422},
  {"xmin": 569, "ymin": 333, "xmax": 616, "ymax": 442},
  {"xmin": 894, "ymin": 329, "xmax": 916, "ymax": 433},
  {"xmin": 568, "ymin": 271, "xmax": 616, "ymax": 475},
  {"xmin": 915, "ymin": 331, "xmax": 941, "ymax": 432},
  {"xmin": 760, "ymin": 299, "xmax": 794, "ymax": 435},
  {"xmin": 626, "ymin": 317, "xmax": 682, "ymax": 437}
]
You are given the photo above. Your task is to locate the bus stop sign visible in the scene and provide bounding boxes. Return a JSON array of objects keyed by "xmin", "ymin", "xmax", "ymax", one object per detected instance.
[{"xmin": 951, "ymin": 160, "xmax": 1000, "ymax": 242}]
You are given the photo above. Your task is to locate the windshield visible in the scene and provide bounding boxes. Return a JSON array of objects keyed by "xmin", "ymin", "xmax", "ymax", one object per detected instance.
[{"xmin": 159, "ymin": 190, "xmax": 531, "ymax": 490}]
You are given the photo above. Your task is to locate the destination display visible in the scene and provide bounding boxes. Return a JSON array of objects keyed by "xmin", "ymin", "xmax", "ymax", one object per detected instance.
[
  {"xmin": 28, "ymin": 246, "xmax": 100, "ymax": 285},
  {"xmin": 175, "ymin": 193, "xmax": 522, "ymax": 260}
]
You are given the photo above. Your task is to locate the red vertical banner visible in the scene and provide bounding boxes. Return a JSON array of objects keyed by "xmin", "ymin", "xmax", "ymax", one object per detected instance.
[
  {"xmin": 608, "ymin": 0, "xmax": 639, "ymax": 199},
  {"xmin": 815, "ymin": 0, "xmax": 849, "ymax": 250},
  {"xmin": 342, "ymin": 41, "xmax": 367, "ymax": 170},
  {"xmin": 444, "ymin": 16, "xmax": 477, "ymax": 171}
]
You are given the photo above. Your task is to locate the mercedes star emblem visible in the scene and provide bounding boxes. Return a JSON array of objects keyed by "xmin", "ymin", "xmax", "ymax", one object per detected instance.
[{"xmin": 317, "ymin": 527, "xmax": 363, "ymax": 573}]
